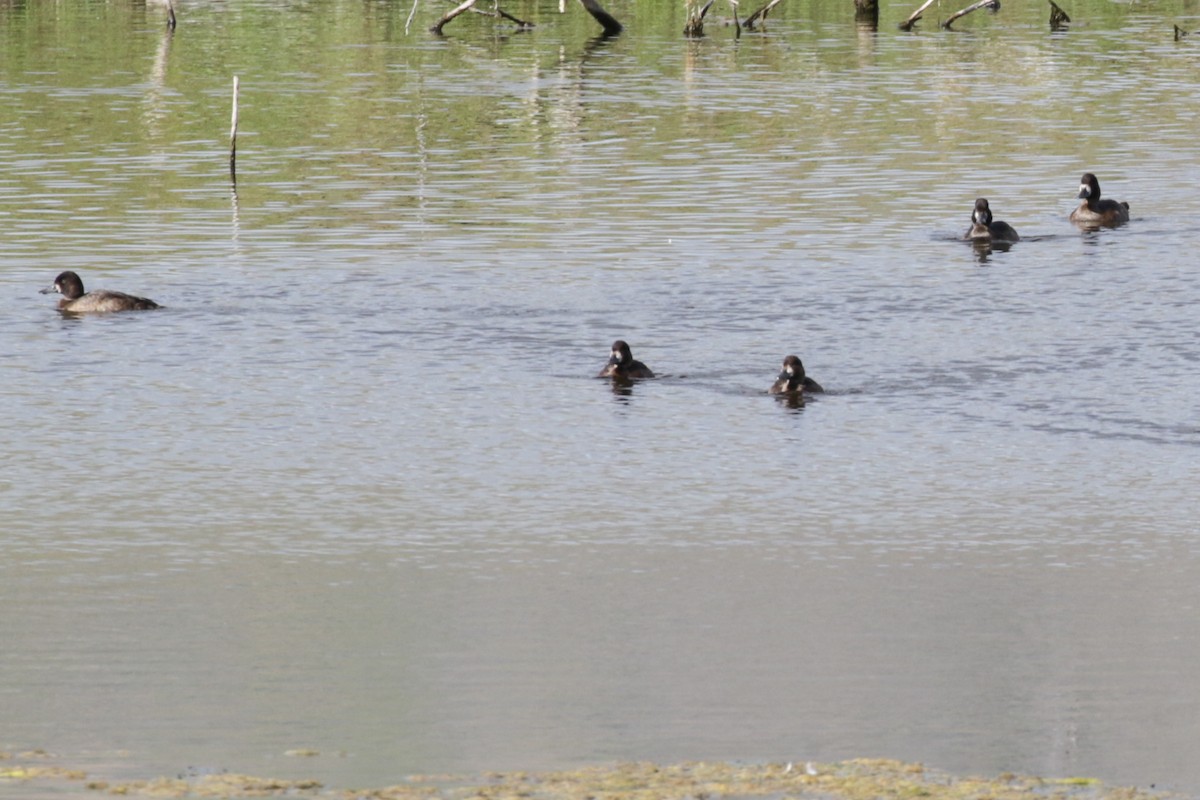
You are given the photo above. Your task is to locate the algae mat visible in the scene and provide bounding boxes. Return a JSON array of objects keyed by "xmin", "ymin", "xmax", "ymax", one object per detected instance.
[{"xmin": 0, "ymin": 753, "xmax": 1178, "ymax": 800}]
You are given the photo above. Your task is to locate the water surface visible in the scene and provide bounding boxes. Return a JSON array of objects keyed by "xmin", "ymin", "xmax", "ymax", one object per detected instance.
[{"xmin": 3, "ymin": 0, "xmax": 1200, "ymax": 795}]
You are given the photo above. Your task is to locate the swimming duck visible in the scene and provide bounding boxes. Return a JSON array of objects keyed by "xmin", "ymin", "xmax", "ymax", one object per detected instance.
[
  {"xmin": 964, "ymin": 198, "xmax": 1019, "ymax": 243},
  {"xmin": 41, "ymin": 271, "xmax": 160, "ymax": 313},
  {"xmin": 768, "ymin": 355, "xmax": 823, "ymax": 395},
  {"xmin": 1069, "ymin": 173, "xmax": 1129, "ymax": 227},
  {"xmin": 598, "ymin": 340, "xmax": 654, "ymax": 379}
]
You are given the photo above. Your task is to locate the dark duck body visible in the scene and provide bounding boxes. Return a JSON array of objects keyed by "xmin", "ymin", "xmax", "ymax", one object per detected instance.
[
  {"xmin": 768, "ymin": 355, "xmax": 823, "ymax": 395},
  {"xmin": 598, "ymin": 340, "xmax": 654, "ymax": 379},
  {"xmin": 1069, "ymin": 172, "xmax": 1129, "ymax": 227},
  {"xmin": 41, "ymin": 271, "xmax": 160, "ymax": 313},
  {"xmin": 964, "ymin": 198, "xmax": 1019, "ymax": 243}
]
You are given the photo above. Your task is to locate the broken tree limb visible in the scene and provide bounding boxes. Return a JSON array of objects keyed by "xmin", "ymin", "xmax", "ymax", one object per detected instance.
[
  {"xmin": 493, "ymin": 6, "xmax": 533, "ymax": 25},
  {"xmin": 730, "ymin": 0, "xmax": 741, "ymax": 36},
  {"xmin": 430, "ymin": 0, "xmax": 478, "ymax": 34},
  {"xmin": 465, "ymin": 3, "xmax": 534, "ymax": 27},
  {"xmin": 941, "ymin": 0, "xmax": 998, "ymax": 29},
  {"xmin": 684, "ymin": 0, "xmax": 715, "ymax": 36},
  {"xmin": 577, "ymin": 0, "xmax": 623, "ymax": 34},
  {"xmin": 898, "ymin": 0, "xmax": 937, "ymax": 31},
  {"xmin": 1048, "ymin": 0, "xmax": 1069, "ymax": 30},
  {"xmin": 855, "ymin": 0, "xmax": 879, "ymax": 30},
  {"xmin": 1174, "ymin": 24, "xmax": 1189, "ymax": 40},
  {"xmin": 743, "ymin": 0, "xmax": 783, "ymax": 29}
]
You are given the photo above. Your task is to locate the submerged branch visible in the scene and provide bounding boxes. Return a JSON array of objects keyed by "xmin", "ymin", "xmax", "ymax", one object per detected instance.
[
  {"xmin": 684, "ymin": 0, "xmax": 715, "ymax": 36},
  {"xmin": 577, "ymin": 0, "xmax": 623, "ymax": 35},
  {"xmin": 430, "ymin": 0, "xmax": 478, "ymax": 34},
  {"xmin": 430, "ymin": 0, "xmax": 532, "ymax": 32},
  {"xmin": 1048, "ymin": 0, "xmax": 1069, "ymax": 30},
  {"xmin": 854, "ymin": 0, "xmax": 879, "ymax": 27},
  {"xmin": 465, "ymin": 2, "xmax": 534, "ymax": 27},
  {"xmin": 898, "ymin": 0, "xmax": 937, "ymax": 31},
  {"xmin": 743, "ymin": 0, "xmax": 783, "ymax": 29},
  {"xmin": 941, "ymin": 0, "xmax": 999, "ymax": 29},
  {"xmin": 493, "ymin": 6, "xmax": 534, "ymax": 25}
]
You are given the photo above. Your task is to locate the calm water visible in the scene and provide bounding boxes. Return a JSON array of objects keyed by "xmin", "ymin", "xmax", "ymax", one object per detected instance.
[{"xmin": 3, "ymin": 0, "xmax": 1200, "ymax": 795}]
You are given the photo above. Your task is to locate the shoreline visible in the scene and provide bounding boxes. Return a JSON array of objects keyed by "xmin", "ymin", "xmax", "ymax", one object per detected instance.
[{"xmin": 1, "ymin": 752, "xmax": 1179, "ymax": 800}]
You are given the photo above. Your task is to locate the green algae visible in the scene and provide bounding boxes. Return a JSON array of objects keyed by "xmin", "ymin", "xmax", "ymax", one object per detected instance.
[
  {"xmin": 0, "ymin": 764, "xmax": 89, "ymax": 782},
  {"xmin": 0, "ymin": 755, "xmax": 1177, "ymax": 800},
  {"xmin": 0, "ymin": 749, "xmax": 88, "ymax": 783}
]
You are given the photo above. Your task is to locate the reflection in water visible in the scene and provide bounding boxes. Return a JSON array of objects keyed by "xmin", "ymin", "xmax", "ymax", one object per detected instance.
[
  {"xmin": 230, "ymin": 182, "xmax": 241, "ymax": 243},
  {"xmin": 772, "ymin": 391, "xmax": 806, "ymax": 410},
  {"xmin": 142, "ymin": 26, "xmax": 173, "ymax": 140},
  {"xmin": 605, "ymin": 376, "xmax": 637, "ymax": 400},
  {"xmin": 542, "ymin": 33, "xmax": 621, "ymax": 145},
  {"xmin": 969, "ymin": 238, "xmax": 1013, "ymax": 262}
]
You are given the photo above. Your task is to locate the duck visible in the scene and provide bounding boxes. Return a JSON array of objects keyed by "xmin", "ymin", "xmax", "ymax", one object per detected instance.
[
  {"xmin": 964, "ymin": 198, "xmax": 1019, "ymax": 243},
  {"xmin": 768, "ymin": 355, "xmax": 823, "ymax": 395},
  {"xmin": 1069, "ymin": 173, "xmax": 1130, "ymax": 227},
  {"xmin": 41, "ymin": 271, "xmax": 160, "ymax": 313},
  {"xmin": 598, "ymin": 340, "xmax": 654, "ymax": 379}
]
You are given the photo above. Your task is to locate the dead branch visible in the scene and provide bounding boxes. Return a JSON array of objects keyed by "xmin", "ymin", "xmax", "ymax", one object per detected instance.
[
  {"xmin": 494, "ymin": 6, "xmax": 534, "ymax": 25},
  {"xmin": 743, "ymin": 0, "xmax": 783, "ymax": 29},
  {"xmin": 898, "ymin": 0, "xmax": 937, "ymax": 31},
  {"xmin": 465, "ymin": 3, "xmax": 534, "ymax": 27},
  {"xmin": 430, "ymin": 0, "xmax": 478, "ymax": 34},
  {"xmin": 1174, "ymin": 24, "xmax": 1190, "ymax": 40},
  {"xmin": 577, "ymin": 0, "xmax": 623, "ymax": 34},
  {"xmin": 855, "ymin": 0, "xmax": 879, "ymax": 27},
  {"xmin": 941, "ymin": 0, "xmax": 998, "ymax": 29},
  {"xmin": 1048, "ymin": 0, "xmax": 1069, "ymax": 30},
  {"xmin": 684, "ymin": 0, "xmax": 715, "ymax": 36}
]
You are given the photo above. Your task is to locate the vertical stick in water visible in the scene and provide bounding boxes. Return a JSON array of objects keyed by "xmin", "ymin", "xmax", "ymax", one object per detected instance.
[
  {"xmin": 405, "ymin": 0, "xmax": 419, "ymax": 34},
  {"xmin": 230, "ymin": 76, "xmax": 240, "ymax": 182},
  {"xmin": 166, "ymin": 0, "xmax": 176, "ymax": 29}
]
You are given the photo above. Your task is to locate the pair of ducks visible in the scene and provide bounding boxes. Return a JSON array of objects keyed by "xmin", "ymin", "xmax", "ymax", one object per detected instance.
[
  {"xmin": 600, "ymin": 340, "xmax": 823, "ymax": 397},
  {"xmin": 965, "ymin": 172, "xmax": 1131, "ymax": 243}
]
